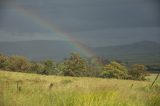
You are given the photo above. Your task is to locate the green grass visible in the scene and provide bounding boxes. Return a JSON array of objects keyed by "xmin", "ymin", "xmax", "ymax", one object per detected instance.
[{"xmin": 0, "ymin": 70, "xmax": 160, "ymax": 106}]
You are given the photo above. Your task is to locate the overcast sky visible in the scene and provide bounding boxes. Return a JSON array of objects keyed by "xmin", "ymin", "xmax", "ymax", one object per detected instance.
[{"xmin": 0, "ymin": 0, "xmax": 160, "ymax": 46}]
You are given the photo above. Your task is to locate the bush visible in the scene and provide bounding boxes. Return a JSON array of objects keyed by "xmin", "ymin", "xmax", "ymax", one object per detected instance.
[
  {"xmin": 7, "ymin": 55, "xmax": 31, "ymax": 72},
  {"xmin": 0, "ymin": 53, "xmax": 149, "ymax": 80},
  {"xmin": 85, "ymin": 57, "xmax": 103, "ymax": 77},
  {"xmin": 29, "ymin": 62, "xmax": 45, "ymax": 74},
  {"xmin": 42, "ymin": 60, "xmax": 58, "ymax": 75},
  {"xmin": 63, "ymin": 53, "xmax": 88, "ymax": 77},
  {"xmin": 0, "ymin": 54, "xmax": 10, "ymax": 70},
  {"xmin": 100, "ymin": 61, "xmax": 128, "ymax": 79},
  {"xmin": 129, "ymin": 64, "xmax": 149, "ymax": 80}
]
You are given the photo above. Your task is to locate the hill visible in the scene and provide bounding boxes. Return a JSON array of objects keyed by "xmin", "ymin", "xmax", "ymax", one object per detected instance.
[
  {"xmin": 0, "ymin": 40, "xmax": 160, "ymax": 64},
  {"xmin": 93, "ymin": 41, "xmax": 160, "ymax": 64},
  {"xmin": 0, "ymin": 40, "xmax": 82, "ymax": 60}
]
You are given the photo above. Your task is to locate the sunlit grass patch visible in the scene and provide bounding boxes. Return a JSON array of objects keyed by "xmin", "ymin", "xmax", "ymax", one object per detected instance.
[{"xmin": 0, "ymin": 70, "xmax": 160, "ymax": 106}]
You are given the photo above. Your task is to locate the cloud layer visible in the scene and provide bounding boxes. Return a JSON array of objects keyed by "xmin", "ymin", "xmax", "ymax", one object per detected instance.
[{"xmin": 0, "ymin": 0, "xmax": 160, "ymax": 46}]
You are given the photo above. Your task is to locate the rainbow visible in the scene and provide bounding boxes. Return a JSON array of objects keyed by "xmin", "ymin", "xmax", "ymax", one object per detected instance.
[{"xmin": 9, "ymin": 3, "xmax": 96, "ymax": 58}]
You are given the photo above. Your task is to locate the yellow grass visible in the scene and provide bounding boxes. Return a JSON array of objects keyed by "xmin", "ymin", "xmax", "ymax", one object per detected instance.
[{"xmin": 0, "ymin": 70, "xmax": 160, "ymax": 106}]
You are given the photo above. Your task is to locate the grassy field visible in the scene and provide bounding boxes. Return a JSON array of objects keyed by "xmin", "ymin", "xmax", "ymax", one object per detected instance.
[{"xmin": 0, "ymin": 70, "xmax": 160, "ymax": 106}]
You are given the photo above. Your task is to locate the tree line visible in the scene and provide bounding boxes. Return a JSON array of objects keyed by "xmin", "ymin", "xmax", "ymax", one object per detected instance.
[{"xmin": 0, "ymin": 53, "xmax": 149, "ymax": 80}]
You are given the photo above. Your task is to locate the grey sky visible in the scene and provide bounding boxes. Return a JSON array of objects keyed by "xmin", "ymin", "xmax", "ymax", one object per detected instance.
[{"xmin": 0, "ymin": 0, "xmax": 160, "ymax": 46}]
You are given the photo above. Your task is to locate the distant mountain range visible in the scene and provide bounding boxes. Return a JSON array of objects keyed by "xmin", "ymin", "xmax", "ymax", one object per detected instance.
[
  {"xmin": 0, "ymin": 40, "xmax": 80, "ymax": 60},
  {"xmin": 0, "ymin": 40, "xmax": 160, "ymax": 64},
  {"xmin": 93, "ymin": 41, "xmax": 160, "ymax": 64}
]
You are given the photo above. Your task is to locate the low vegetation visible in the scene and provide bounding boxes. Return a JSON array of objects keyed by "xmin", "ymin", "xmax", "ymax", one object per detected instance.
[
  {"xmin": 0, "ymin": 53, "xmax": 151, "ymax": 80},
  {"xmin": 0, "ymin": 53, "xmax": 160, "ymax": 106},
  {"xmin": 0, "ymin": 70, "xmax": 160, "ymax": 106}
]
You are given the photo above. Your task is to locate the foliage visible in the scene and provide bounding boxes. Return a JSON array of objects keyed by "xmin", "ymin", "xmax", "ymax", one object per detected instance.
[
  {"xmin": 7, "ymin": 55, "xmax": 31, "ymax": 72},
  {"xmin": 129, "ymin": 64, "xmax": 148, "ymax": 80},
  {"xmin": 56, "ymin": 62, "xmax": 68, "ymax": 75},
  {"xmin": 29, "ymin": 62, "xmax": 45, "ymax": 74},
  {"xmin": 42, "ymin": 60, "xmax": 54, "ymax": 74},
  {"xmin": 85, "ymin": 57, "xmax": 102, "ymax": 77},
  {"xmin": 0, "ymin": 54, "xmax": 9, "ymax": 70},
  {"xmin": 63, "ymin": 53, "xmax": 88, "ymax": 77},
  {"xmin": 0, "ymin": 52, "xmax": 150, "ymax": 80},
  {"xmin": 100, "ymin": 61, "xmax": 128, "ymax": 79}
]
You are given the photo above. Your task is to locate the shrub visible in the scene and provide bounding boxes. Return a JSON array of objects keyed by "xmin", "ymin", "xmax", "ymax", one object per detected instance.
[
  {"xmin": 86, "ymin": 57, "xmax": 103, "ymax": 77},
  {"xmin": 100, "ymin": 61, "xmax": 128, "ymax": 79},
  {"xmin": 0, "ymin": 54, "xmax": 10, "ymax": 70},
  {"xmin": 42, "ymin": 60, "xmax": 58, "ymax": 75},
  {"xmin": 63, "ymin": 52, "xmax": 88, "ymax": 77},
  {"xmin": 29, "ymin": 62, "xmax": 45, "ymax": 74},
  {"xmin": 129, "ymin": 64, "xmax": 149, "ymax": 80},
  {"xmin": 8, "ymin": 55, "xmax": 31, "ymax": 72}
]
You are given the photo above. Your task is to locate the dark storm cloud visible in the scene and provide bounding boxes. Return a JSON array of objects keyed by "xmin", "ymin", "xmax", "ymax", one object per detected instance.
[
  {"xmin": 73, "ymin": 27, "xmax": 160, "ymax": 46},
  {"xmin": 0, "ymin": 0, "xmax": 160, "ymax": 46},
  {"xmin": 0, "ymin": 0, "xmax": 8, "ymax": 21}
]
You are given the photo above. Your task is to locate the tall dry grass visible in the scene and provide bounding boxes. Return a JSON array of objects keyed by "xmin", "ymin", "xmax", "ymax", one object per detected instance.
[{"xmin": 0, "ymin": 70, "xmax": 160, "ymax": 106}]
